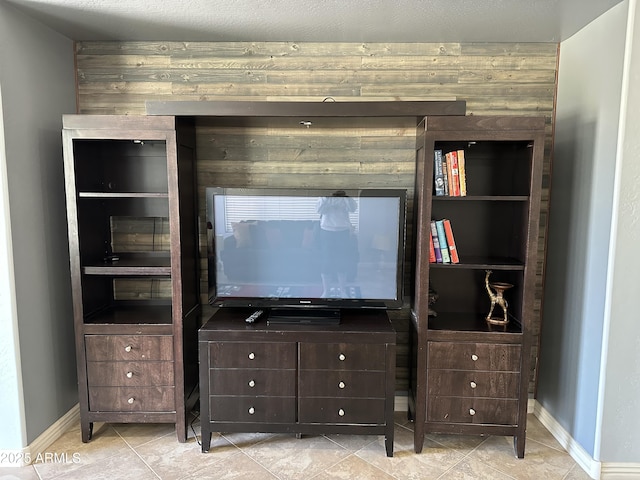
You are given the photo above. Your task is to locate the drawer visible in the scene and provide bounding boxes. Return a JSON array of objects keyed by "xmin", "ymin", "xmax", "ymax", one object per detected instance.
[
  {"xmin": 427, "ymin": 370, "xmax": 520, "ymax": 398},
  {"xmin": 87, "ymin": 361, "xmax": 174, "ymax": 387},
  {"xmin": 298, "ymin": 398, "xmax": 386, "ymax": 425},
  {"xmin": 209, "ymin": 342, "xmax": 296, "ymax": 369},
  {"xmin": 427, "ymin": 342, "xmax": 521, "ymax": 371},
  {"xmin": 299, "ymin": 343, "xmax": 386, "ymax": 371},
  {"xmin": 85, "ymin": 335, "xmax": 173, "ymax": 362},
  {"xmin": 209, "ymin": 368, "xmax": 296, "ymax": 396},
  {"xmin": 427, "ymin": 396, "xmax": 518, "ymax": 425},
  {"xmin": 209, "ymin": 396, "xmax": 296, "ymax": 423},
  {"xmin": 88, "ymin": 386, "xmax": 175, "ymax": 412},
  {"xmin": 299, "ymin": 370, "xmax": 386, "ymax": 398}
]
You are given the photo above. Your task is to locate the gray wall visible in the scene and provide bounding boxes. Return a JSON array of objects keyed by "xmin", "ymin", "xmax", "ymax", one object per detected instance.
[
  {"xmin": 599, "ymin": 0, "xmax": 640, "ymax": 462},
  {"xmin": 538, "ymin": 0, "xmax": 637, "ymax": 463},
  {"xmin": 0, "ymin": 2, "xmax": 77, "ymax": 446}
]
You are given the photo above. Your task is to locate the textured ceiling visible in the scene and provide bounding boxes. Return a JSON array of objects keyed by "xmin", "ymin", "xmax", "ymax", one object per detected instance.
[{"xmin": 5, "ymin": 0, "xmax": 624, "ymax": 43}]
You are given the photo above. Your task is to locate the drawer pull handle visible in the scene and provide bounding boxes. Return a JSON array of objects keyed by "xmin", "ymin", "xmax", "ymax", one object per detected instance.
[
  {"xmin": 248, "ymin": 352, "xmax": 255, "ymax": 360},
  {"xmin": 471, "ymin": 354, "xmax": 478, "ymax": 361},
  {"xmin": 248, "ymin": 380, "xmax": 255, "ymax": 388},
  {"xmin": 469, "ymin": 408, "xmax": 476, "ymax": 416},
  {"xmin": 126, "ymin": 371, "xmax": 133, "ymax": 379},
  {"xmin": 127, "ymin": 397, "xmax": 135, "ymax": 404},
  {"xmin": 338, "ymin": 353, "xmax": 346, "ymax": 361},
  {"xmin": 470, "ymin": 381, "xmax": 477, "ymax": 389},
  {"xmin": 248, "ymin": 407, "xmax": 255, "ymax": 415},
  {"xmin": 338, "ymin": 381, "xmax": 345, "ymax": 389},
  {"xmin": 338, "ymin": 408, "xmax": 345, "ymax": 417},
  {"xmin": 124, "ymin": 345, "xmax": 132, "ymax": 353}
]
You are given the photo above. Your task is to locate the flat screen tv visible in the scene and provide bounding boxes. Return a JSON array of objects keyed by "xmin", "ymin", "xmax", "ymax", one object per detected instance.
[{"xmin": 206, "ymin": 187, "xmax": 407, "ymax": 324}]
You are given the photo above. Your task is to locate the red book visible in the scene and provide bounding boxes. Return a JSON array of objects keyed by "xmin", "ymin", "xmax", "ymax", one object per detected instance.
[
  {"xmin": 429, "ymin": 231, "xmax": 436, "ymax": 263},
  {"xmin": 443, "ymin": 219, "xmax": 459, "ymax": 263}
]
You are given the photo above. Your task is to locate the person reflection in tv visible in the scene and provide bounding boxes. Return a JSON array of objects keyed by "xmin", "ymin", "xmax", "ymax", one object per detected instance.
[{"xmin": 316, "ymin": 190, "xmax": 357, "ymax": 298}]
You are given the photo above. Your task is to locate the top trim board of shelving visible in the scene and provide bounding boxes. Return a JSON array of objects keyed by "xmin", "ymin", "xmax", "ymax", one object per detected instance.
[{"xmin": 145, "ymin": 100, "xmax": 466, "ymax": 118}]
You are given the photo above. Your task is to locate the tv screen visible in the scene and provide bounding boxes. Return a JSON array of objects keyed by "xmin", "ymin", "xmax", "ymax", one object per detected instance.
[{"xmin": 206, "ymin": 187, "xmax": 407, "ymax": 318}]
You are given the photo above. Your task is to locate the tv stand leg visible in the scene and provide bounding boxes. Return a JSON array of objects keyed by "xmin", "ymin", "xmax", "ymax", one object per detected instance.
[{"xmin": 201, "ymin": 431, "xmax": 211, "ymax": 453}]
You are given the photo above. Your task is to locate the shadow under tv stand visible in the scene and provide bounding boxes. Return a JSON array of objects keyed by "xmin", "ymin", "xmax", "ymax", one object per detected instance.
[{"xmin": 198, "ymin": 308, "xmax": 396, "ymax": 456}]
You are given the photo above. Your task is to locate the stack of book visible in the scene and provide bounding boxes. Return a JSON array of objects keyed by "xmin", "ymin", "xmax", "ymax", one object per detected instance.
[
  {"xmin": 429, "ymin": 219, "xmax": 459, "ymax": 264},
  {"xmin": 434, "ymin": 149, "xmax": 467, "ymax": 197}
]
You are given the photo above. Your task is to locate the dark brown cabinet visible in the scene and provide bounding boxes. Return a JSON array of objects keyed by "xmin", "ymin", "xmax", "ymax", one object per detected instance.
[
  {"xmin": 62, "ymin": 115, "xmax": 200, "ymax": 442},
  {"xmin": 409, "ymin": 116, "xmax": 545, "ymax": 458},
  {"xmin": 199, "ymin": 308, "xmax": 396, "ymax": 456}
]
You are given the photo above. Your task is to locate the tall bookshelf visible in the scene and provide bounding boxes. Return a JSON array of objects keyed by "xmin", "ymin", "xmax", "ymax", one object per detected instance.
[
  {"xmin": 62, "ymin": 115, "xmax": 200, "ymax": 442},
  {"xmin": 409, "ymin": 115, "xmax": 545, "ymax": 458}
]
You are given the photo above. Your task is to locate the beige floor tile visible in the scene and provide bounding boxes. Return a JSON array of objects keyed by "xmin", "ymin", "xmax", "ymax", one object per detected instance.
[
  {"xmin": 50, "ymin": 449, "xmax": 158, "ymax": 480},
  {"xmin": 32, "ymin": 423, "xmax": 133, "ymax": 479},
  {"xmin": 313, "ymin": 454, "xmax": 396, "ymax": 479},
  {"xmin": 356, "ymin": 427, "xmax": 465, "ymax": 480},
  {"xmin": 12, "ymin": 412, "xmax": 589, "ymax": 480},
  {"xmin": 133, "ymin": 432, "xmax": 237, "ymax": 480},
  {"xmin": 323, "ymin": 433, "xmax": 380, "ymax": 453},
  {"xmin": 437, "ymin": 457, "xmax": 516, "ymax": 480},
  {"xmin": 468, "ymin": 435, "xmax": 577, "ymax": 480},
  {"xmin": 0, "ymin": 466, "xmax": 41, "ymax": 480},
  {"xmin": 179, "ymin": 452, "xmax": 278, "ymax": 480},
  {"xmin": 240, "ymin": 433, "xmax": 352, "ymax": 480},
  {"xmin": 563, "ymin": 464, "xmax": 593, "ymax": 480},
  {"xmin": 111, "ymin": 422, "xmax": 177, "ymax": 448}
]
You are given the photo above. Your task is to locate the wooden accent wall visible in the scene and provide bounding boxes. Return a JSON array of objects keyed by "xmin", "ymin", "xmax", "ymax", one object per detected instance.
[{"xmin": 75, "ymin": 41, "xmax": 558, "ymax": 395}]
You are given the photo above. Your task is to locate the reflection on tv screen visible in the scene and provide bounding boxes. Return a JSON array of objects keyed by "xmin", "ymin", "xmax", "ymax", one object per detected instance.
[{"xmin": 210, "ymin": 193, "xmax": 403, "ymax": 302}]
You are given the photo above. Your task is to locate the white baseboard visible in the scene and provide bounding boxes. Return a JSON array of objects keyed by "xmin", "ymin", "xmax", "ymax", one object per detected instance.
[
  {"xmin": 0, "ymin": 403, "xmax": 80, "ymax": 467},
  {"xmin": 533, "ymin": 400, "xmax": 640, "ymax": 480},
  {"xmin": 600, "ymin": 463, "xmax": 640, "ymax": 479}
]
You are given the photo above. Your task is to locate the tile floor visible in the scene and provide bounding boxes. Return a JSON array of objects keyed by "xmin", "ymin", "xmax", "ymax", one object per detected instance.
[{"xmin": 0, "ymin": 412, "xmax": 591, "ymax": 480}]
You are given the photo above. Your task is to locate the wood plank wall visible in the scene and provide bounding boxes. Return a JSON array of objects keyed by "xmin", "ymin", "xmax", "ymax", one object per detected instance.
[{"xmin": 75, "ymin": 41, "xmax": 558, "ymax": 395}]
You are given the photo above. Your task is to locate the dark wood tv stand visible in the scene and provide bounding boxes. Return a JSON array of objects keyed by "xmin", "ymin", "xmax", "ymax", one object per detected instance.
[{"xmin": 198, "ymin": 308, "xmax": 396, "ymax": 456}]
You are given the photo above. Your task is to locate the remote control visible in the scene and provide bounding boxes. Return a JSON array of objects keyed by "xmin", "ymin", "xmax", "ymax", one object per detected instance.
[{"xmin": 245, "ymin": 309, "xmax": 264, "ymax": 324}]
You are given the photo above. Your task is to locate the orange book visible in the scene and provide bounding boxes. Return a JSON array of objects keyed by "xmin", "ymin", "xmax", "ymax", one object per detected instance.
[
  {"xmin": 442, "ymin": 219, "xmax": 459, "ymax": 263},
  {"xmin": 444, "ymin": 152, "xmax": 454, "ymax": 196},
  {"xmin": 457, "ymin": 149, "xmax": 467, "ymax": 196},
  {"xmin": 448, "ymin": 150, "xmax": 460, "ymax": 196}
]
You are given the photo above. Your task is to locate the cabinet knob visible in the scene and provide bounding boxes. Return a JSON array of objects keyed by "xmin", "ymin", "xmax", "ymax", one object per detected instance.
[
  {"xmin": 338, "ymin": 408, "xmax": 345, "ymax": 417},
  {"xmin": 248, "ymin": 380, "xmax": 255, "ymax": 388},
  {"xmin": 338, "ymin": 381, "xmax": 346, "ymax": 389},
  {"xmin": 470, "ymin": 381, "xmax": 477, "ymax": 389},
  {"xmin": 248, "ymin": 407, "xmax": 255, "ymax": 415},
  {"xmin": 471, "ymin": 354, "xmax": 478, "ymax": 361},
  {"xmin": 338, "ymin": 353, "xmax": 346, "ymax": 361},
  {"xmin": 124, "ymin": 345, "xmax": 132, "ymax": 353},
  {"xmin": 469, "ymin": 408, "xmax": 476, "ymax": 416},
  {"xmin": 248, "ymin": 352, "xmax": 255, "ymax": 360},
  {"xmin": 126, "ymin": 371, "xmax": 133, "ymax": 379},
  {"xmin": 127, "ymin": 397, "xmax": 135, "ymax": 404}
]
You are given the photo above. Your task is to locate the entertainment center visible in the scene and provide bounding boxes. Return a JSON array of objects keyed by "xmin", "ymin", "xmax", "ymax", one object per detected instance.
[{"xmin": 63, "ymin": 100, "xmax": 544, "ymax": 458}]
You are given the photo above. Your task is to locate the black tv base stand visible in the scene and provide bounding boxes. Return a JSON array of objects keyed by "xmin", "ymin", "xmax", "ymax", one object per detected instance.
[
  {"xmin": 267, "ymin": 307, "xmax": 341, "ymax": 325},
  {"xmin": 198, "ymin": 308, "xmax": 396, "ymax": 457}
]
